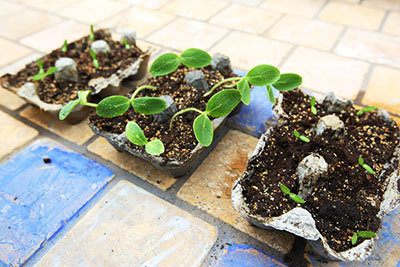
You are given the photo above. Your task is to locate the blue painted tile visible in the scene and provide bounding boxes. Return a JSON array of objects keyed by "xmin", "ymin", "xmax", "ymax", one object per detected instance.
[
  {"xmin": 0, "ymin": 139, "xmax": 114, "ymax": 267},
  {"xmin": 214, "ymin": 243, "xmax": 287, "ymax": 267}
]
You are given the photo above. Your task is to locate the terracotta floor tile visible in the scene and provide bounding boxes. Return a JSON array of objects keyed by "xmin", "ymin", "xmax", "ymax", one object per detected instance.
[
  {"xmin": 99, "ymin": 7, "xmax": 175, "ymax": 38},
  {"xmin": 177, "ymin": 130, "xmax": 295, "ymax": 254},
  {"xmin": 0, "ymin": 87, "xmax": 25, "ymax": 111},
  {"xmin": 362, "ymin": 0, "xmax": 400, "ymax": 10},
  {"xmin": 210, "ymin": 4, "xmax": 281, "ymax": 34},
  {"xmin": 57, "ymin": 0, "xmax": 128, "ymax": 24},
  {"xmin": 0, "ymin": 1, "xmax": 24, "ymax": 18},
  {"xmin": 268, "ymin": 15, "xmax": 343, "ymax": 51},
  {"xmin": 281, "ymin": 47, "xmax": 369, "ymax": 100},
  {"xmin": 161, "ymin": 0, "xmax": 229, "ymax": 21},
  {"xmin": 260, "ymin": 0, "xmax": 325, "ymax": 18},
  {"xmin": 20, "ymin": 20, "xmax": 90, "ymax": 53},
  {"xmin": 0, "ymin": 38, "xmax": 32, "ymax": 67},
  {"xmin": 210, "ymin": 31, "xmax": 292, "ymax": 70},
  {"xmin": 12, "ymin": 0, "xmax": 81, "ymax": 12},
  {"xmin": 382, "ymin": 11, "xmax": 400, "ymax": 36},
  {"xmin": 319, "ymin": 2, "xmax": 386, "ymax": 30},
  {"xmin": 0, "ymin": 9, "xmax": 62, "ymax": 40},
  {"xmin": 116, "ymin": 0, "xmax": 170, "ymax": 9},
  {"xmin": 335, "ymin": 28, "xmax": 400, "ymax": 68},
  {"xmin": 232, "ymin": 0, "xmax": 264, "ymax": 5},
  {"xmin": 147, "ymin": 18, "xmax": 228, "ymax": 51}
]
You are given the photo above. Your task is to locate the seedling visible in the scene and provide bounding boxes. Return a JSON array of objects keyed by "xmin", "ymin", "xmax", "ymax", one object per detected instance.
[
  {"xmin": 351, "ymin": 231, "xmax": 376, "ymax": 245},
  {"xmin": 89, "ymin": 25, "xmax": 95, "ymax": 41},
  {"xmin": 59, "ymin": 85, "xmax": 167, "ymax": 155},
  {"xmin": 310, "ymin": 96, "xmax": 317, "ymax": 115},
  {"xmin": 61, "ymin": 40, "xmax": 68, "ymax": 53},
  {"xmin": 150, "ymin": 48, "xmax": 212, "ymax": 76},
  {"xmin": 170, "ymin": 89, "xmax": 242, "ymax": 147},
  {"xmin": 293, "ymin": 130, "xmax": 310, "ymax": 143},
  {"xmin": 32, "ymin": 59, "xmax": 57, "ymax": 81},
  {"xmin": 358, "ymin": 157, "xmax": 375, "ymax": 175},
  {"xmin": 123, "ymin": 39, "xmax": 130, "ymax": 50},
  {"xmin": 279, "ymin": 184, "xmax": 305, "ymax": 204},
  {"xmin": 90, "ymin": 49, "xmax": 99, "ymax": 69},
  {"xmin": 357, "ymin": 106, "xmax": 377, "ymax": 116}
]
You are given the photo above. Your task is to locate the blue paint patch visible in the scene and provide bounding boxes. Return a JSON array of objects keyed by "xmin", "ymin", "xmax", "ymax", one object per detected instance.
[
  {"xmin": 0, "ymin": 140, "xmax": 114, "ymax": 267},
  {"xmin": 214, "ymin": 243, "xmax": 286, "ymax": 267}
]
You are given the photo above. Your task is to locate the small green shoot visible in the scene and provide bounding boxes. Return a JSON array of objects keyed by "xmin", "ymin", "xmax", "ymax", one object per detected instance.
[
  {"xmin": 358, "ymin": 157, "xmax": 375, "ymax": 175},
  {"xmin": 351, "ymin": 231, "xmax": 376, "ymax": 245},
  {"xmin": 90, "ymin": 49, "xmax": 99, "ymax": 69},
  {"xmin": 89, "ymin": 24, "xmax": 95, "ymax": 41},
  {"xmin": 61, "ymin": 40, "xmax": 68, "ymax": 53},
  {"xmin": 125, "ymin": 121, "xmax": 164, "ymax": 155},
  {"xmin": 310, "ymin": 96, "xmax": 317, "ymax": 115},
  {"xmin": 32, "ymin": 59, "xmax": 57, "ymax": 81},
  {"xmin": 123, "ymin": 39, "xmax": 130, "ymax": 50},
  {"xmin": 279, "ymin": 184, "xmax": 305, "ymax": 204},
  {"xmin": 357, "ymin": 106, "xmax": 377, "ymax": 116},
  {"xmin": 293, "ymin": 130, "xmax": 310, "ymax": 143}
]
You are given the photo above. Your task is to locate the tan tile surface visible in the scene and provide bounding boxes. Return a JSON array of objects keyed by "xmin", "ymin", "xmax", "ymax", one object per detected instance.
[
  {"xmin": 261, "ymin": 0, "xmax": 325, "ymax": 18},
  {"xmin": 0, "ymin": 110, "xmax": 38, "ymax": 159},
  {"xmin": 13, "ymin": 0, "xmax": 81, "ymax": 12},
  {"xmin": 0, "ymin": 1, "xmax": 24, "ymax": 18},
  {"xmin": 211, "ymin": 31, "xmax": 292, "ymax": 70},
  {"xmin": 319, "ymin": 2, "xmax": 386, "ymax": 30},
  {"xmin": 118, "ymin": 0, "xmax": 170, "ymax": 9},
  {"xmin": 335, "ymin": 28, "xmax": 400, "ymax": 68},
  {"xmin": 57, "ymin": 0, "xmax": 128, "ymax": 24},
  {"xmin": 178, "ymin": 130, "xmax": 295, "ymax": 254},
  {"xmin": 268, "ymin": 15, "xmax": 343, "ymax": 51},
  {"xmin": 0, "ymin": 53, "xmax": 42, "ymax": 75},
  {"xmin": 362, "ymin": 66, "xmax": 400, "ymax": 115},
  {"xmin": 0, "ymin": 87, "xmax": 25, "ymax": 111},
  {"xmin": 147, "ymin": 18, "xmax": 228, "ymax": 51},
  {"xmin": 99, "ymin": 7, "xmax": 175, "ymax": 38},
  {"xmin": 362, "ymin": 0, "xmax": 400, "ymax": 10},
  {"xmin": 281, "ymin": 47, "xmax": 369, "ymax": 99},
  {"xmin": 20, "ymin": 106, "xmax": 93, "ymax": 145},
  {"xmin": 36, "ymin": 180, "xmax": 217, "ymax": 267},
  {"xmin": 161, "ymin": 0, "xmax": 229, "ymax": 21},
  {"xmin": 20, "ymin": 20, "xmax": 89, "ymax": 53},
  {"xmin": 87, "ymin": 137, "xmax": 177, "ymax": 190},
  {"xmin": 382, "ymin": 11, "xmax": 400, "ymax": 35},
  {"xmin": 0, "ymin": 38, "xmax": 32, "ymax": 67},
  {"xmin": 0, "ymin": 9, "xmax": 61, "ymax": 40},
  {"xmin": 232, "ymin": 0, "xmax": 264, "ymax": 5},
  {"xmin": 210, "ymin": 4, "xmax": 281, "ymax": 34}
]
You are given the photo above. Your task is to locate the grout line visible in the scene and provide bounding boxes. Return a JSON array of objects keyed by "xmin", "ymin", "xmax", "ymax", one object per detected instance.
[
  {"xmin": 354, "ymin": 63, "xmax": 375, "ymax": 105},
  {"xmin": 313, "ymin": 0, "xmax": 329, "ymax": 20},
  {"xmin": 277, "ymin": 45, "xmax": 297, "ymax": 68},
  {"xmin": 330, "ymin": 26, "xmax": 348, "ymax": 53},
  {"xmin": 262, "ymin": 12, "xmax": 285, "ymax": 36},
  {"xmin": 378, "ymin": 10, "xmax": 390, "ymax": 32},
  {"xmin": 207, "ymin": 28, "xmax": 232, "ymax": 51}
]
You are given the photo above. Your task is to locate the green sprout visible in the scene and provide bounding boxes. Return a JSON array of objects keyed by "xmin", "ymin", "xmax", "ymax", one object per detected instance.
[
  {"xmin": 170, "ymin": 89, "xmax": 242, "ymax": 147},
  {"xmin": 358, "ymin": 157, "xmax": 375, "ymax": 175},
  {"xmin": 310, "ymin": 96, "xmax": 317, "ymax": 115},
  {"xmin": 351, "ymin": 231, "xmax": 376, "ymax": 245},
  {"xmin": 357, "ymin": 106, "xmax": 377, "ymax": 116},
  {"xmin": 293, "ymin": 130, "xmax": 310, "ymax": 143},
  {"xmin": 61, "ymin": 40, "xmax": 68, "ymax": 53},
  {"xmin": 59, "ymin": 86, "xmax": 166, "ymax": 155},
  {"xmin": 279, "ymin": 184, "xmax": 305, "ymax": 204},
  {"xmin": 32, "ymin": 59, "xmax": 57, "ymax": 81},
  {"xmin": 89, "ymin": 24, "xmax": 95, "ymax": 41},
  {"xmin": 123, "ymin": 39, "xmax": 130, "ymax": 50},
  {"xmin": 90, "ymin": 49, "xmax": 99, "ymax": 69}
]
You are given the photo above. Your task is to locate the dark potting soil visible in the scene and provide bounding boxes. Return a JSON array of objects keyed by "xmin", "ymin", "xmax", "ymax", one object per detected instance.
[
  {"xmin": 239, "ymin": 89, "xmax": 400, "ymax": 252},
  {"xmin": 89, "ymin": 65, "xmax": 237, "ymax": 163},
  {"xmin": 1, "ymin": 30, "xmax": 143, "ymax": 105}
]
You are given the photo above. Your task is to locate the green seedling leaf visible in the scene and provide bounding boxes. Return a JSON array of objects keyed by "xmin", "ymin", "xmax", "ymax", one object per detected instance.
[
  {"xmin": 267, "ymin": 85, "xmax": 275, "ymax": 104},
  {"xmin": 299, "ymin": 136, "xmax": 310, "ymax": 143},
  {"xmin": 125, "ymin": 121, "xmax": 147, "ymax": 146},
  {"xmin": 363, "ymin": 164, "xmax": 375, "ymax": 175},
  {"xmin": 145, "ymin": 139, "xmax": 165, "ymax": 155},
  {"xmin": 357, "ymin": 231, "xmax": 376, "ymax": 238},
  {"xmin": 193, "ymin": 113, "xmax": 213, "ymax": 147},
  {"xmin": 93, "ymin": 59, "xmax": 99, "ymax": 69},
  {"xmin": 46, "ymin": 67, "xmax": 57, "ymax": 76},
  {"xmin": 311, "ymin": 96, "xmax": 317, "ymax": 115},
  {"xmin": 180, "ymin": 48, "xmax": 211, "ymax": 68},
  {"xmin": 293, "ymin": 130, "xmax": 300, "ymax": 138},
  {"xmin": 37, "ymin": 59, "xmax": 44, "ymax": 73},
  {"xmin": 131, "ymin": 97, "xmax": 166, "ymax": 115},
  {"xmin": 311, "ymin": 106, "xmax": 317, "ymax": 115},
  {"xmin": 78, "ymin": 90, "xmax": 91, "ymax": 105},
  {"xmin": 123, "ymin": 39, "xmax": 130, "ymax": 50},
  {"xmin": 150, "ymin": 53, "xmax": 180, "ymax": 76},
  {"xmin": 272, "ymin": 73, "xmax": 302, "ymax": 91},
  {"xmin": 357, "ymin": 106, "xmax": 377, "ymax": 116},
  {"xmin": 246, "ymin": 64, "xmax": 280, "ymax": 86},
  {"xmin": 59, "ymin": 99, "xmax": 80, "ymax": 120},
  {"xmin": 32, "ymin": 73, "xmax": 45, "ymax": 81},
  {"xmin": 280, "ymin": 184, "xmax": 290, "ymax": 194},
  {"xmin": 90, "ymin": 49, "xmax": 96, "ymax": 60},
  {"xmin": 205, "ymin": 89, "xmax": 241, "ymax": 117},
  {"xmin": 96, "ymin": 96, "xmax": 130, "ymax": 118},
  {"xmin": 358, "ymin": 157, "xmax": 364, "ymax": 165},
  {"xmin": 351, "ymin": 233, "xmax": 358, "ymax": 245},
  {"xmin": 90, "ymin": 25, "xmax": 95, "ymax": 41},
  {"xmin": 62, "ymin": 40, "xmax": 68, "ymax": 53},
  {"xmin": 237, "ymin": 78, "xmax": 251, "ymax": 105},
  {"xmin": 289, "ymin": 192, "xmax": 305, "ymax": 204}
]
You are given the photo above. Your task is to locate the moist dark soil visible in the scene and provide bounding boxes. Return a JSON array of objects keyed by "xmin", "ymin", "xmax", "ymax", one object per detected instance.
[
  {"xmin": 1, "ymin": 29, "xmax": 144, "ymax": 105},
  {"xmin": 239, "ymin": 89, "xmax": 400, "ymax": 252},
  {"xmin": 89, "ymin": 65, "xmax": 237, "ymax": 164}
]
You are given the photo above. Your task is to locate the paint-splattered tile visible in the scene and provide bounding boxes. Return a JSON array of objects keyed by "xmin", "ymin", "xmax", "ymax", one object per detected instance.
[
  {"xmin": 35, "ymin": 180, "xmax": 217, "ymax": 267},
  {"xmin": 0, "ymin": 139, "xmax": 114, "ymax": 267},
  {"xmin": 214, "ymin": 243, "xmax": 287, "ymax": 267}
]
